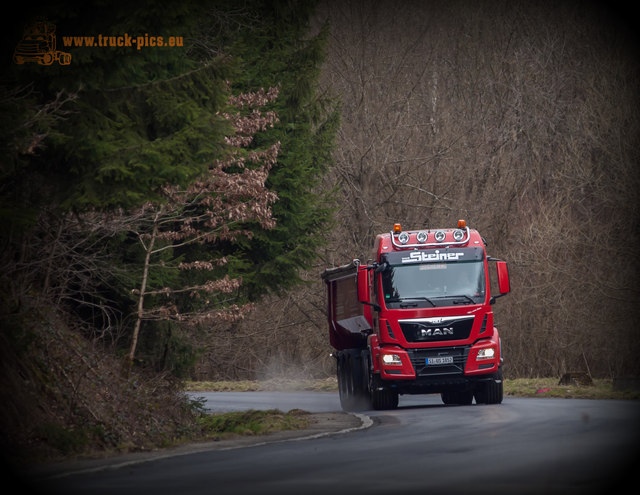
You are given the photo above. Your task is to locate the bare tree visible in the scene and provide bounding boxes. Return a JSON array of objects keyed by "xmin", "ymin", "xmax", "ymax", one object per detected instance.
[
  {"xmin": 195, "ymin": 1, "xmax": 640, "ymax": 380},
  {"xmin": 315, "ymin": 0, "xmax": 640, "ymax": 378},
  {"xmin": 122, "ymin": 87, "xmax": 280, "ymax": 366}
]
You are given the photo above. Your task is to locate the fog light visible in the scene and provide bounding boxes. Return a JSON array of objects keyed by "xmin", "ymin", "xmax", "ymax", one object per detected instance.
[
  {"xmin": 477, "ymin": 348, "xmax": 495, "ymax": 360},
  {"xmin": 382, "ymin": 354, "xmax": 402, "ymax": 365}
]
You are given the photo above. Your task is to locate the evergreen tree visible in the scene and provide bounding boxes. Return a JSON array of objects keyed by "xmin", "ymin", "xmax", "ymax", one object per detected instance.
[
  {"xmin": 2, "ymin": 2, "xmax": 234, "ymax": 371},
  {"xmin": 7, "ymin": 2, "xmax": 231, "ymax": 213},
  {"xmin": 1, "ymin": 1, "xmax": 338, "ymax": 373},
  {"xmin": 199, "ymin": 0, "xmax": 340, "ymax": 299}
]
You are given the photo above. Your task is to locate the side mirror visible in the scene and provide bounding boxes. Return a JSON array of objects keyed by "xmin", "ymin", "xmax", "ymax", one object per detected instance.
[
  {"xmin": 357, "ymin": 265, "xmax": 381, "ymax": 311},
  {"xmin": 496, "ymin": 261, "xmax": 510, "ymax": 295},
  {"xmin": 357, "ymin": 265, "xmax": 370, "ymax": 303}
]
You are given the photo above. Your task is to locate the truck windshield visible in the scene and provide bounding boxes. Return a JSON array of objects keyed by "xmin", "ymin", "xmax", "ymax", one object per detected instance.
[{"xmin": 380, "ymin": 260, "xmax": 485, "ymax": 308}]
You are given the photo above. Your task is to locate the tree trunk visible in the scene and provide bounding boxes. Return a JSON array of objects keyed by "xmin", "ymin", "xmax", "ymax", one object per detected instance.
[{"xmin": 126, "ymin": 211, "xmax": 160, "ymax": 369}]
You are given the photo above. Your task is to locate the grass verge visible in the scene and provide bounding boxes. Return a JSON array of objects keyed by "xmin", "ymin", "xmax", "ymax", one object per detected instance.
[
  {"xmin": 186, "ymin": 377, "xmax": 338, "ymax": 393},
  {"xmin": 504, "ymin": 377, "xmax": 640, "ymax": 400},
  {"xmin": 196, "ymin": 409, "xmax": 311, "ymax": 440}
]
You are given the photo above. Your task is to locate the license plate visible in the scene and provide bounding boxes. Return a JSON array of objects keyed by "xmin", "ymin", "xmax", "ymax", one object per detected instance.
[{"xmin": 426, "ymin": 356, "xmax": 454, "ymax": 365}]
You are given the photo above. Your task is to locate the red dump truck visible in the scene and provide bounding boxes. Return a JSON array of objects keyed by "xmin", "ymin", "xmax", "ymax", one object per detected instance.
[{"xmin": 321, "ymin": 220, "xmax": 510, "ymax": 410}]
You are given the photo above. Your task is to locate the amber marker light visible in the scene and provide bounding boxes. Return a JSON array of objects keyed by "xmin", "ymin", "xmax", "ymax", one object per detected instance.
[
  {"xmin": 393, "ymin": 223, "xmax": 402, "ymax": 233},
  {"xmin": 458, "ymin": 219, "xmax": 466, "ymax": 229}
]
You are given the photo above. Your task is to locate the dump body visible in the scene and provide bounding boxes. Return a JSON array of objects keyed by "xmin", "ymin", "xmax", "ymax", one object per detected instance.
[
  {"xmin": 321, "ymin": 222, "xmax": 510, "ymax": 410},
  {"xmin": 322, "ymin": 260, "xmax": 369, "ymax": 351}
]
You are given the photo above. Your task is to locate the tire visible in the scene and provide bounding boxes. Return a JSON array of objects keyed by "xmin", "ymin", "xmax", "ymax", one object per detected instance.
[
  {"xmin": 337, "ymin": 351, "xmax": 370, "ymax": 411},
  {"xmin": 371, "ymin": 388, "xmax": 399, "ymax": 410},
  {"xmin": 441, "ymin": 390, "xmax": 474, "ymax": 405},
  {"xmin": 363, "ymin": 352, "xmax": 398, "ymax": 410},
  {"xmin": 474, "ymin": 368, "xmax": 504, "ymax": 404},
  {"xmin": 337, "ymin": 353, "xmax": 351, "ymax": 410}
]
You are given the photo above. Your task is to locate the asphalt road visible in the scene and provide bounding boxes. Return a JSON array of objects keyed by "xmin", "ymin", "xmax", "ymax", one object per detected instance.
[{"xmin": 29, "ymin": 392, "xmax": 640, "ymax": 495}]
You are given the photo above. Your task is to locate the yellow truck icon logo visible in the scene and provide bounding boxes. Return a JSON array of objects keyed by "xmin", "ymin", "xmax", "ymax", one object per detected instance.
[{"xmin": 13, "ymin": 18, "xmax": 71, "ymax": 65}]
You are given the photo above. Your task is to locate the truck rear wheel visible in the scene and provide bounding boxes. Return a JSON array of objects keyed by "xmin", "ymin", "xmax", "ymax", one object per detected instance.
[
  {"xmin": 474, "ymin": 369, "xmax": 503, "ymax": 404},
  {"xmin": 337, "ymin": 351, "xmax": 370, "ymax": 411}
]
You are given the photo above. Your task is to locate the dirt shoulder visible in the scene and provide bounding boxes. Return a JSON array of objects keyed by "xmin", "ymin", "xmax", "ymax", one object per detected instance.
[{"xmin": 26, "ymin": 412, "xmax": 365, "ymax": 481}]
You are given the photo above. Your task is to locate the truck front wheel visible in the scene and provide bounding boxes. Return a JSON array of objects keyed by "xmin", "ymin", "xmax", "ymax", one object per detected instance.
[
  {"xmin": 371, "ymin": 388, "xmax": 398, "ymax": 410},
  {"xmin": 441, "ymin": 390, "xmax": 474, "ymax": 405},
  {"xmin": 474, "ymin": 368, "xmax": 504, "ymax": 404}
]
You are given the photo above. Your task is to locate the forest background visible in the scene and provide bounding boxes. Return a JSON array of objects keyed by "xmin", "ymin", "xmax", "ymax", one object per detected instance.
[
  {"xmin": 198, "ymin": 0, "xmax": 640, "ymax": 381},
  {"xmin": 1, "ymin": 0, "xmax": 638, "ymax": 461}
]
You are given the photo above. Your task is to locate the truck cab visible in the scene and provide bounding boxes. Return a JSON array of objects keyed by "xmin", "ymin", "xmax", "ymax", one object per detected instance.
[{"xmin": 322, "ymin": 220, "xmax": 510, "ymax": 410}]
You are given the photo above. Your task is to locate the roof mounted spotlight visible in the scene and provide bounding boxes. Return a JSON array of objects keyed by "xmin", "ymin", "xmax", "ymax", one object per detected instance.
[
  {"xmin": 397, "ymin": 231, "xmax": 410, "ymax": 244},
  {"xmin": 389, "ymin": 220, "xmax": 469, "ymax": 248}
]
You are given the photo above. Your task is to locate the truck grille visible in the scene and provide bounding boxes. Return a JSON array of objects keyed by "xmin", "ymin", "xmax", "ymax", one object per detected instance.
[
  {"xmin": 407, "ymin": 346, "xmax": 469, "ymax": 376},
  {"xmin": 399, "ymin": 315, "xmax": 474, "ymax": 343}
]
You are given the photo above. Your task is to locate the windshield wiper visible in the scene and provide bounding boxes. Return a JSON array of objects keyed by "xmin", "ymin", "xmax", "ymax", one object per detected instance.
[
  {"xmin": 396, "ymin": 297, "xmax": 436, "ymax": 307},
  {"xmin": 438, "ymin": 294, "xmax": 475, "ymax": 305}
]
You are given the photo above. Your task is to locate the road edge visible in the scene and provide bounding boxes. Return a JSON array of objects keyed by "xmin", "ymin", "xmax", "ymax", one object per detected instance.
[{"xmin": 29, "ymin": 412, "xmax": 373, "ymax": 481}]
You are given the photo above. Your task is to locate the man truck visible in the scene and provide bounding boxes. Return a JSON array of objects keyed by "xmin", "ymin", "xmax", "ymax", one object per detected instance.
[{"xmin": 321, "ymin": 220, "xmax": 510, "ymax": 410}]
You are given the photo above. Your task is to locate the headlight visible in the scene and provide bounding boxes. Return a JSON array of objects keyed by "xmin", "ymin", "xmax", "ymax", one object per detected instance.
[
  {"xmin": 453, "ymin": 229, "xmax": 465, "ymax": 241},
  {"xmin": 476, "ymin": 348, "xmax": 496, "ymax": 360},
  {"xmin": 416, "ymin": 231, "xmax": 428, "ymax": 243},
  {"xmin": 382, "ymin": 354, "xmax": 402, "ymax": 365},
  {"xmin": 434, "ymin": 230, "xmax": 445, "ymax": 242}
]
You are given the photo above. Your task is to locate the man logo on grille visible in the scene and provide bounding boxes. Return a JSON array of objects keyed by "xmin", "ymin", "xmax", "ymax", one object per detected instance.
[{"xmin": 420, "ymin": 327, "xmax": 453, "ymax": 337}]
